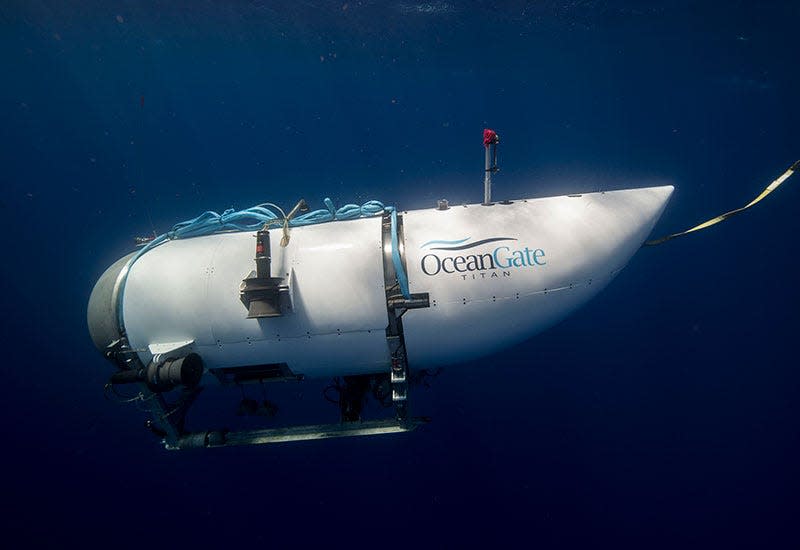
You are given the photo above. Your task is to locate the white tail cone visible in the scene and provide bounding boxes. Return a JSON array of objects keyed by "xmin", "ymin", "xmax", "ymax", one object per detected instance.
[{"xmin": 401, "ymin": 185, "xmax": 675, "ymax": 367}]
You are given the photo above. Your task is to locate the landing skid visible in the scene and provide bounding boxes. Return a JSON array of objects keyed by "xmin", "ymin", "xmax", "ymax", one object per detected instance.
[{"xmin": 168, "ymin": 417, "xmax": 429, "ymax": 450}]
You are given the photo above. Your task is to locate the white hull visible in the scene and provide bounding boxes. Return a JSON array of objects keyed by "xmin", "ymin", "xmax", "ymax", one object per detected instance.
[{"xmin": 115, "ymin": 185, "xmax": 673, "ymax": 378}]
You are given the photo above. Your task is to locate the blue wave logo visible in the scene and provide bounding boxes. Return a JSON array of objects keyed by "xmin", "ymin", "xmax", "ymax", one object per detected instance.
[{"xmin": 420, "ymin": 237, "xmax": 517, "ymax": 251}]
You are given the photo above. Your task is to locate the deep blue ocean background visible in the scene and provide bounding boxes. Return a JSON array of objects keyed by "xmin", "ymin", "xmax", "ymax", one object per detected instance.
[{"xmin": 2, "ymin": 1, "xmax": 799, "ymax": 547}]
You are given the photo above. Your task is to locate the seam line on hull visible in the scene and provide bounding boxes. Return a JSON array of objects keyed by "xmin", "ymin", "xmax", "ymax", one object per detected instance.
[
  {"xmin": 428, "ymin": 267, "xmax": 623, "ymax": 306},
  {"xmin": 204, "ymin": 328, "xmax": 386, "ymax": 346}
]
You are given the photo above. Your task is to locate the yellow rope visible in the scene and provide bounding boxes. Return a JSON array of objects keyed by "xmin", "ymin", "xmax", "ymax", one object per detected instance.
[{"xmin": 645, "ymin": 160, "xmax": 799, "ymax": 246}]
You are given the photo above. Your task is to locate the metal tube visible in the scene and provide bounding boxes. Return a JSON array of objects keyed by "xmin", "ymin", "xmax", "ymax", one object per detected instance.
[
  {"xmin": 484, "ymin": 145, "xmax": 492, "ymax": 205},
  {"xmin": 255, "ymin": 229, "xmax": 271, "ymax": 278}
]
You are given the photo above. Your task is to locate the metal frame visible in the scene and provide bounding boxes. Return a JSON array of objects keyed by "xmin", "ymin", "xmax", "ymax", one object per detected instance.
[{"xmin": 169, "ymin": 418, "xmax": 426, "ymax": 450}]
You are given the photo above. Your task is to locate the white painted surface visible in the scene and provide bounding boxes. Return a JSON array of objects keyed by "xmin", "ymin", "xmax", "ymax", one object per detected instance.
[
  {"xmin": 401, "ymin": 186, "xmax": 674, "ymax": 367},
  {"xmin": 123, "ymin": 217, "xmax": 390, "ymax": 377},
  {"xmin": 121, "ymin": 185, "xmax": 673, "ymax": 378}
]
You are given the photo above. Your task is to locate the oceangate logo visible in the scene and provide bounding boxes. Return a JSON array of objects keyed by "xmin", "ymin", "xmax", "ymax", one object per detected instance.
[{"xmin": 419, "ymin": 237, "xmax": 546, "ymax": 279}]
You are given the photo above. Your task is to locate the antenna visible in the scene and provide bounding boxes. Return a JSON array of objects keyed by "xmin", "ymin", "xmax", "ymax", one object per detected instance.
[{"xmin": 483, "ymin": 128, "xmax": 500, "ymax": 205}]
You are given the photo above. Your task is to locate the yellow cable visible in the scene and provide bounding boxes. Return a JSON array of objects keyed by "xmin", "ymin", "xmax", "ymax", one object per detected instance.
[{"xmin": 644, "ymin": 160, "xmax": 799, "ymax": 246}]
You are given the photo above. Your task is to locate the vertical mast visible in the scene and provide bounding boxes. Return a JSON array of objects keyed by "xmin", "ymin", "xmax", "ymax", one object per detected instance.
[{"xmin": 483, "ymin": 128, "xmax": 500, "ymax": 205}]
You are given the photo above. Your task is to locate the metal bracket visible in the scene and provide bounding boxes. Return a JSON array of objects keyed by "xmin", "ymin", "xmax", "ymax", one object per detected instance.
[
  {"xmin": 106, "ymin": 334, "xmax": 183, "ymax": 447},
  {"xmin": 381, "ymin": 211, "xmax": 429, "ymax": 422},
  {"xmin": 148, "ymin": 340, "xmax": 194, "ymax": 362}
]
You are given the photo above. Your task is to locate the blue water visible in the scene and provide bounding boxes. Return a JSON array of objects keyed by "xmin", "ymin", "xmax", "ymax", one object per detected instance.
[{"xmin": 2, "ymin": 1, "xmax": 799, "ymax": 547}]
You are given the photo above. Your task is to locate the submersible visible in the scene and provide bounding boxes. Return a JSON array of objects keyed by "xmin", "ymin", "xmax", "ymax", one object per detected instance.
[{"xmin": 87, "ymin": 129, "xmax": 679, "ymax": 449}]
